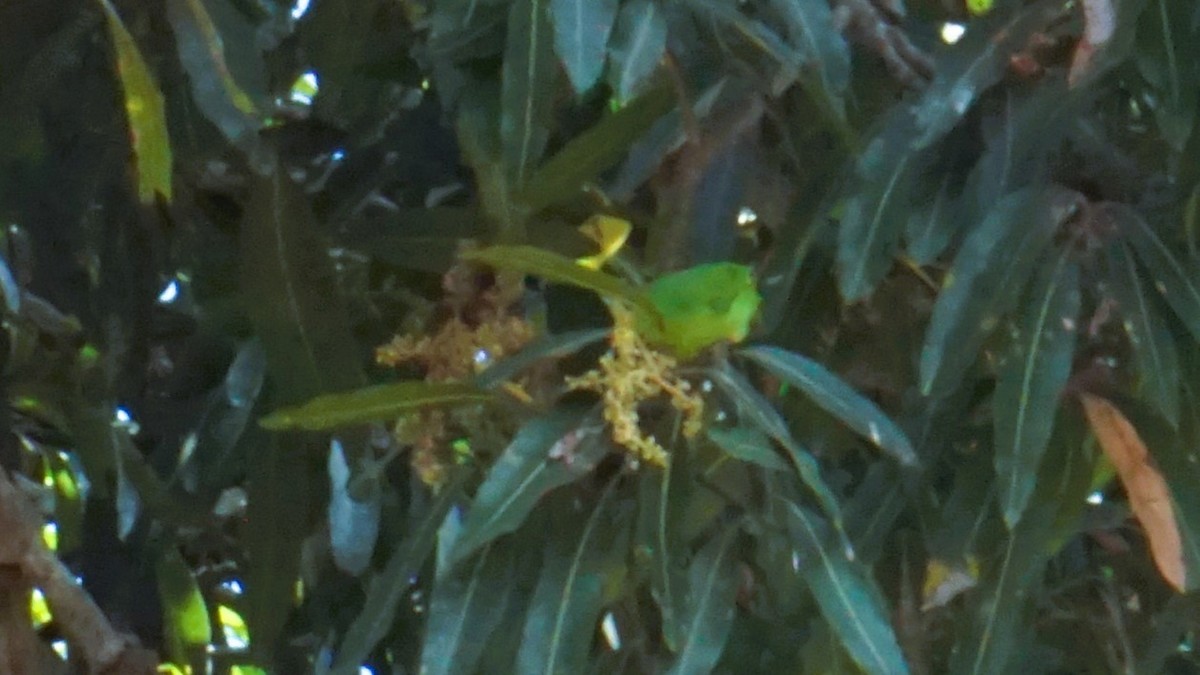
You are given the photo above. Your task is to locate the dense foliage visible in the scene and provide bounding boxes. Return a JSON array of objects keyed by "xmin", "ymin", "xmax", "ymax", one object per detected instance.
[{"xmin": 3, "ymin": 0, "xmax": 1200, "ymax": 672}]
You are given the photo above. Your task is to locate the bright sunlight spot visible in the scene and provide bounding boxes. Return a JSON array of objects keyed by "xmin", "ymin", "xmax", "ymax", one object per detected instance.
[
  {"xmin": 1086, "ymin": 491, "xmax": 1105, "ymax": 505},
  {"xmin": 157, "ymin": 279, "xmax": 179, "ymax": 304},
  {"xmin": 736, "ymin": 206, "xmax": 758, "ymax": 226},
  {"xmin": 42, "ymin": 522, "xmax": 58, "ymax": 551},
  {"xmin": 30, "ymin": 588, "xmax": 52, "ymax": 628},
  {"xmin": 289, "ymin": 70, "xmax": 320, "ymax": 106},
  {"xmin": 601, "ymin": 612, "xmax": 621, "ymax": 650},
  {"xmin": 51, "ymin": 639, "xmax": 68, "ymax": 660},
  {"xmin": 290, "ymin": 0, "xmax": 311, "ymax": 20},
  {"xmin": 940, "ymin": 22, "xmax": 966, "ymax": 45},
  {"xmin": 219, "ymin": 605, "xmax": 251, "ymax": 650}
]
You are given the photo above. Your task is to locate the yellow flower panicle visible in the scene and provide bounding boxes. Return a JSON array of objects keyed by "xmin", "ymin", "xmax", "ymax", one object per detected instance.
[{"xmin": 566, "ymin": 303, "xmax": 704, "ymax": 467}]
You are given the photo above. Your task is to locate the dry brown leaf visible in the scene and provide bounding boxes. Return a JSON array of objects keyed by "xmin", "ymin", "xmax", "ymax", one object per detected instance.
[{"xmin": 1081, "ymin": 393, "xmax": 1186, "ymax": 592}]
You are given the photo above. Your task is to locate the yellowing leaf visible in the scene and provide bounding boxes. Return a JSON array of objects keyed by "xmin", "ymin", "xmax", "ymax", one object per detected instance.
[
  {"xmin": 575, "ymin": 215, "xmax": 631, "ymax": 270},
  {"xmin": 97, "ymin": 0, "xmax": 173, "ymax": 204},
  {"xmin": 1081, "ymin": 393, "xmax": 1185, "ymax": 592}
]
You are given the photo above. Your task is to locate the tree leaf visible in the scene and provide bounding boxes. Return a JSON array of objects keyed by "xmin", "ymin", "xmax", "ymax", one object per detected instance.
[
  {"xmin": 1110, "ymin": 202, "xmax": 1200, "ymax": 343},
  {"xmin": 741, "ymin": 345, "xmax": 918, "ymax": 467},
  {"xmin": 474, "ymin": 328, "xmax": 610, "ymax": 390},
  {"xmin": 156, "ymin": 545, "xmax": 211, "ymax": 666},
  {"xmin": 461, "ymin": 245, "xmax": 660, "ymax": 321},
  {"xmin": 331, "ymin": 474, "xmax": 466, "ymax": 674},
  {"xmin": 97, "ymin": 0, "xmax": 173, "ymax": 203},
  {"xmin": 904, "ymin": 175, "xmax": 956, "ymax": 266},
  {"xmin": 765, "ymin": 0, "xmax": 850, "ymax": 112},
  {"xmin": 836, "ymin": 127, "xmax": 921, "ymax": 301},
  {"xmin": 501, "ymin": 0, "xmax": 559, "ymax": 188},
  {"xmin": 327, "ymin": 439, "xmax": 380, "ymax": 575},
  {"xmin": 165, "ymin": 0, "xmax": 262, "ymax": 149},
  {"xmin": 635, "ymin": 454, "xmax": 689, "ymax": 651},
  {"xmin": 994, "ymin": 251, "xmax": 1081, "ymax": 528},
  {"xmin": 1081, "ymin": 394, "xmax": 1186, "ymax": 591},
  {"xmin": 785, "ymin": 503, "xmax": 909, "ymax": 675},
  {"xmin": 607, "ymin": 0, "xmax": 668, "ymax": 104},
  {"xmin": 1106, "ymin": 242, "xmax": 1180, "ymax": 427},
  {"xmin": 259, "ymin": 382, "xmax": 491, "ymax": 431},
  {"xmin": 919, "ymin": 186, "xmax": 1082, "ymax": 398},
  {"xmin": 549, "ymin": 0, "xmax": 618, "ymax": 94},
  {"xmin": 518, "ymin": 85, "xmax": 675, "ymax": 212},
  {"xmin": 709, "ymin": 364, "xmax": 852, "ymax": 555},
  {"xmin": 706, "ymin": 426, "xmax": 790, "ymax": 472},
  {"xmin": 667, "ymin": 525, "xmax": 740, "ymax": 675},
  {"xmin": 420, "ymin": 542, "xmax": 517, "ymax": 675},
  {"xmin": 516, "ymin": 479, "xmax": 630, "ymax": 674},
  {"xmin": 447, "ymin": 407, "xmax": 610, "ymax": 568},
  {"xmin": 1135, "ymin": 0, "xmax": 1197, "ymax": 151}
]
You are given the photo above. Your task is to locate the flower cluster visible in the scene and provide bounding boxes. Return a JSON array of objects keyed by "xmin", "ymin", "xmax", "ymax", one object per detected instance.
[{"xmin": 566, "ymin": 303, "xmax": 703, "ymax": 467}]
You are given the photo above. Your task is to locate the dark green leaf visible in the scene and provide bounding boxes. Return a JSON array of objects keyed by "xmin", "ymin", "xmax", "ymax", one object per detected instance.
[
  {"xmin": 667, "ymin": 526, "xmax": 740, "ymax": 674},
  {"xmin": 607, "ymin": 0, "xmax": 667, "ymax": 104},
  {"xmin": 1135, "ymin": 0, "xmax": 1197, "ymax": 151},
  {"xmin": 905, "ymin": 176, "xmax": 956, "ymax": 265},
  {"xmin": 1113, "ymin": 202, "xmax": 1200, "ymax": 343},
  {"xmin": 785, "ymin": 503, "xmax": 909, "ymax": 675},
  {"xmin": 517, "ymin": 479, "xmax": 630, "ymax": 674},
  {"xmin": 919, "ymin": 186, "xmax": 1082, "ymax": 398},
  {"xmin": 765, "ymin": 0, "xmax": 850, "ymax": 108},
  {"xmin": 710, "ymin": 364, "xmax": 851, "ymax": 555},
  {"xmin": 448, "ymin": 407, "xmax": 610, "ymax": 567},
  {"xmin": 502, "ymin": 0, "xmax": 559, "ymax": 188},
  {"xmin": 332, "ymin": 474, "xmax": 466, "ymax": 675},
  {"xmin": 518, "ymin": 85, "xmax": 675, "ymax": 212},
  {"xmin": 635, "ymin": 455, "xmax": 689, "ymax": 651},
  {"xmin": 706, "ymin": 426, "xmax": 790, "ymax": 472},
  {"xmin": 420, "ymin": 542, "xmax": 517, "ymax": 675},
  {"xmin": 475, "ymin": 328, "xmax": 610, "ymax": 390},
  {"xmin": 836, "ymin": 125, "xmax": 922, "ymax": 301},
  {"xmin": 741, "ymin": 345, "xmax": 917, "ymax": 467},
  {"xmin": 259, "ymin": 382, "xmax": 491, "ymax": 431},
  {"xmin": 550, "ymin": 0, "xmax": 617, "ymax": 94},
  {"xmin": 994, "ymin": 252, "xmax": 1080, "ymax": 528},
  {"xmin": 1107, "ymin": 243, "xmax": 1180, "ymax": 427}
]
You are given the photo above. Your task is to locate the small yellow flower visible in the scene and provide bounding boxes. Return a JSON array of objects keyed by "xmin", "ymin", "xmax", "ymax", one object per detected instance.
[{"xmin": 567, "ymin": 303, "xmax": 704, "ymax": 466}]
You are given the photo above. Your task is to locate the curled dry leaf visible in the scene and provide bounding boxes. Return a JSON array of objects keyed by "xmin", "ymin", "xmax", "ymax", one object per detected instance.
[
  {"xmin": 1080, "ymin": 393, "xmax": 1185, "ymax": 592},
  {"xmin": 1068, "ymin": 0, "xmax": 1116, "ymax": 87}
]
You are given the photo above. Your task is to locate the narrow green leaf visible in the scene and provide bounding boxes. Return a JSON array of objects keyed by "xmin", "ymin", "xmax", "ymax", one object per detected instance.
[
  {"xmin": 550, "ymin": 0, "xmax": 618, "ymax": 94},
  {"xmin": 709, "ymin": 365, "xmax": 851, "ymax": 555},
  {"xmin": 518, "ymin": 85, "xmax": 675, "ymax": 212},
  {"xmin": 157, "ymin": 546, "xmax": 211, "ymax": 666},
  {"xmin": 1113, "ymin": 202, "xmax": 1200, "ymax": 343},
  {"xmin": 502, "ymin": 0, "xmax": 559, "ymax": 188},
  {"xmin": 166, "ymin": 0, "xmax": 262, "ymax": 148},
  {"xmin": 420, "ymin": 543, "xmax": 517, "ymax": 675},
  {"xmin": 766, "ymin": 0, "xmax": 850, "ymax": 106},
  {"xmin": 836, "ymin": 129, "xmax": 919, "ymax": 301},
  {"xmin": 461, "ymin": 245, "xmax": 660, "ymax": 321},
  {"xmin": 448, "ymin": 407, "xmax": 610, "ymax": 568},
  {"xmin": 741, "ymin": 345, "xmax": 918, "ymax": 467},
  {"xmin": 1107, "ymin": 243, "xmax": 1180, "ymax": 427},
  {"xmin": 331, "ymin": 474, "xmax": 466, "ymax": 675},
  {"xmin": 910, "ymin": 0, "xmax": 1065, "ymax": 148},
  {"xmin": 785, "ymin": 503, "xmax": 909, "ymax": 675},
  {"xmin": 635, "ymin": 455, "xmax": 689, "ymax": 650},
  {"xmin": 667, "ymin": 526, "xmax": 740, "ymax": 675},
  {"xmin": 517, "ymin": 479, "xmax": 630, "ymax": 675},
  {"xmin": 259, "ymin": 382, "xmax": 491, "ymax": 431},
  {"xmin": 919, "ymin": 185, "xmax": 1082, "ymax": 398},
  {"xmin": 1135, "ymin": 0, "xmax": 1197, "ymax": 151},
  {"xmin": 607, "ymin": 0, "xmax": 667, "ymax": 104},
  {"xmin": 994, "ymin": 251, "xmax": 1080, "ymax": 528},
  {"xmin": 706, "ymin": 426, "xmax": 790, "ymax": 472},
  {"xmin": 905, "ymin": 176, "xmax": 957, "ymax": 265},
  {"xmin": 97, "ymin": 0, "xmax": 173, "ymax": 203}
]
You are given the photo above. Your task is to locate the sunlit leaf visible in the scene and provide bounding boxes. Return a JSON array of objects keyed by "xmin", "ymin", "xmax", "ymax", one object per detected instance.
[
  {"xmin": 550, "ymin": 0, "xmax": 618, "ymax": 94},
  {"xmin": 1081, "ymin": 394, "xmax": 1185, "ymax": 591},
  {"xmin": 517, "ymin": 479, "xmax": 630, "ymax": 674},
  {"xmin": 919, "ymin": 186, "xmax": 1082, "ymax": 398},
  {"xmin": 332, "ymin": 473, "xmax": 466, "ymax": 674},
  {"xmin": 421, "ymin": 542, "xmax": 516, "ymax": 675},
  {"xmin": 666, "ymin": 526, "xmax": 740, "ymax": 674},
  {"xmin": 741, "ymin": 345, "xmax": 917, "ymax": 467},
  {"xmin": 994, "ymin": 252, "xmax": 1081, "ymax": 528},
  {"xmin": 576, "ymin": 214, "xmax": 632, "ymax": 270},
  {"xmin": 1107, "ymin": 243, "xmax": 1180, "ymax": 426},
  {"xmin": 447, "ymin": 407, "xmax": 610, "ymax": 568},
  {"xmin": 259, "ymin": 382, "xmax": 491, "ymax": 431},
  {"xmin": 97, "ymin": 0, "xmax": 173, "ymax": 204},
  {"xmin": 157, "ymin": 546, "xmax": 211, "ymax": 665},
  {"xmin": 501, "ymin": 0, "xmax": 559, "ymax": 188},
  {"xmin": 462, "ymin": 245, "xmax": 659, "ymax": 320},
  {"xmin": 166, "ymin": 0, "xmax": 262, "ymax": 149},
  {"xmin": 1113, "ymin": 202, "xmax": 1200, "ymax": 343},
  {"xmin": 607, "ymin": 0, "xmax": 667, "ymax": 104},
  {"xmin": 706, "ymin": 426, "xmax": 789, "ymax": 472},
  {"xmin": 785, "ymin": 503, "xmax": 909, "ymax": 675}
]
